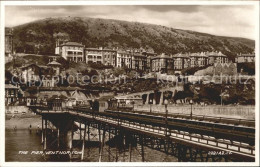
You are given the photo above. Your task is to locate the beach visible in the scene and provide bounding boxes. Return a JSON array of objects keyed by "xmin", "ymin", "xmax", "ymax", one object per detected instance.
[{"xmin": 5, "ymin": 113, "xmax": 42, "ymax": 130}]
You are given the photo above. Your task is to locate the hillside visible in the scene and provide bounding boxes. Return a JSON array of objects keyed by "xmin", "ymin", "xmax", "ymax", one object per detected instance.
[{"xmin": 10, "ymin": 17, "xmax": 255, "ymax": 61}]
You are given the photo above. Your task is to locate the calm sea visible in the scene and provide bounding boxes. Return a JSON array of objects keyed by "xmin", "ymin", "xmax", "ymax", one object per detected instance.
[{"xmin": 5, "ymin": 129, "xmax": 178, "ymax": 162}]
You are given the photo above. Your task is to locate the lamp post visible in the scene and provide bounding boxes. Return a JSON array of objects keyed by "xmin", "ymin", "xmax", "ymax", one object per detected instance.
[
  {"xmin": 189, "ymin": 99, "xmax": 193, "ymax": 120},
  {"xmin": 164, "ymin": 99, "xmax": 169, "ymax": 136}
]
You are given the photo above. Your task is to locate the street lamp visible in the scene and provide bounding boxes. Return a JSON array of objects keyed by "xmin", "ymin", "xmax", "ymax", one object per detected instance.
[
  {"xmin": 189, "ymin": 99, "xmax": 193, "ymax": 120},
  {"xmin": 164, "ymin": 99, "xmax": 169, "ymax": 136}
]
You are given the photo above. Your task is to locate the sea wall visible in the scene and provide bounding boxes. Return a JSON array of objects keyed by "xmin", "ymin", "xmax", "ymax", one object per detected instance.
[{"xmin": 134, "ymin": 104, "xmax": 255, "ymax": 119}]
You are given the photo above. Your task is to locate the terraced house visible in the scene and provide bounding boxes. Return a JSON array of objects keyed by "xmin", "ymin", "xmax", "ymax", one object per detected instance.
[{"xmin": 54, "ymin": 40, "xmax": 236, "ymax": 74}]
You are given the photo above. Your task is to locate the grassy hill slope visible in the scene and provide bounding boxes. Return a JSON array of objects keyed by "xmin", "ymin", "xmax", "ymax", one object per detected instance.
[{"xmin": 10, "ymin": 17, "xmax": 254, "ymax": 61}]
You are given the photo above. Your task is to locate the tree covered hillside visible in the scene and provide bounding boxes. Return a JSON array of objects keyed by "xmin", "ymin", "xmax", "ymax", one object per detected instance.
[{"xmin": 10, "ymin": 17, "xmax": 254, "ymax": 61}]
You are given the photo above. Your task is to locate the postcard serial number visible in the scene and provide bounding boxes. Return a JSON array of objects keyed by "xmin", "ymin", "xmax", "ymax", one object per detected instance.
[{"xmin": 208, "ymin": 151, "xmax": 233, "ymax": 155}]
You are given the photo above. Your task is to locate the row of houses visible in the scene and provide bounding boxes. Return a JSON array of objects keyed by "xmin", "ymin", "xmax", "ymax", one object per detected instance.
[
  {"xmin": 56, "ymin": 41, "xmax": 238, "ymax": 74},
  {"xmin": 55, "ymin": 41, "xmax": 156, "ymax": 71}
]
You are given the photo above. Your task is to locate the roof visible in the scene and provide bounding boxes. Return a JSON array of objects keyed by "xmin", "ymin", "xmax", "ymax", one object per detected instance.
[
  {"xmin": 47, "ymin": 60, "xmax": 61, "ymax": 66},
  {"xmin": 61, "ymin": 42, "xmax": 84, "ymax": 47},
  {"xmin": 172, "ymin": 53, "xmax": 190, "ymax": 58},
  {"xmin": 98, "ymin": 95, "xmax": 115, "ymax": 101},
  {"xmin": 5, "ymin": 84, "xmax": 18, "ymax": 89},
  {"xmin": 190, "ymin": 52, "xmax": 208, "ymax": 57},
  {"xmin": 152, "ymin": 53, "xmax": 171, "ymax": 59},
  {"xmin": 67, "ymin": 49, "xmax": 83, "ymax": 52},
  {"xmin": 20, "ymin": 63, "xmax": 49, "ymax": 70},
  {"xmin": 85, "ymin": 48, "xmax": 102, "ymax": 51},
  {"xmin": 24, "ymin": 92, "xmax": 37, "ymax": 98},
  {"xmin": 117, "ymin": 51, "xmax": 131, "ymax": 54},
  {"xmin": 133, "ymin": 53, "xmax": 146, "ymax": 58},
  {"xmin": 238, "ymin": 53, "xmax": 255, "ymax": 57},
  {"xmin": 47, "ymin": 95, "xmax": 68, "ymax": 101},
  {"xmin": 20, "ymin": 63, "xmax": 40, "ymax": 69},
  {"xmin": 207, "ymin": 51, "xmax": 227, "ymax": 57}
]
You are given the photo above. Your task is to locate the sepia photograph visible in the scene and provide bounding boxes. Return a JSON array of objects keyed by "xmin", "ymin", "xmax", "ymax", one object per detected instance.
[{"xmin": 0, "ymin": 0, "xmax": 259, "ymax": 166}]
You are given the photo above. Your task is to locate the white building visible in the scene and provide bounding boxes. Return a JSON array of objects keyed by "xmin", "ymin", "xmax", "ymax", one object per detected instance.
[
  {"xmin": 117, "ymin": 51, "xmax": 132, "ymax": 68},
  {"xmin": 55, "ymin": 41, "xmax": 84, "ymax": 62}
]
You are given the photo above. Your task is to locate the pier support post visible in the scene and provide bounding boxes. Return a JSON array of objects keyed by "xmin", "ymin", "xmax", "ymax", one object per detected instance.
[
  {"xmin": 108, "ymin": 125, "xmax": 111, "ymax": 141},
  {"xmin": 44, "ymin": 119, "xmax": 47, "ymax": 151},
  {"xmin": 159, "ymin": 92, "xmax": 164, "ymax": 105},
  {"xmin": 98, "ymin": 123, "xmax": 101, "ymax": 142},
  {"xmin": 69, "ymin": 120, "xmax": 74, "ymax": 159},
  {"xmin": 57, "ymin": 127, "xmax": 60, "ymax": 148},
  {"xmin": 41, "ymin": 117, "xmax": 44, "ymax": 144},
  {"xmin": 145, "ymin": 94, "xmax": 149, "ymax": 104},
  {"xmin": 99, "ymin": 124, "xmax": 106, "ymax": 162},
  {"xmin": 87, "ymin": 123, "xmax": 90, "ymax": 141},
  {"xmin": 80, "ymin": 122, "xmax": 82, "ymax": 141},
  {"xmin": 128, "ymin": 135, "xmax": 132, "ymax": 162},
  {"xmin": 141, "ymin": 135, "xmax": 145, "ymax": 162},
  {"xmin": 81, "ymin": 121, "xmax": 86, "ymax": 161}
]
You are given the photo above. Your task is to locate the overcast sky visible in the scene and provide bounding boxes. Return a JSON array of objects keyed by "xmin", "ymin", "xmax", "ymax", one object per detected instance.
[{"xmin": 5, "ymin": 5, "xmax": 256, "ymax": 40}]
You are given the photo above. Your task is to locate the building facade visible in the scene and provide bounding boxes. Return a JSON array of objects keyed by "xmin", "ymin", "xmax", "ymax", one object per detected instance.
[
  {"xmin": 47, "ymin": 57, "xmax": 61, "ymax": 76},
  {"xmin": 208, "ymin": 51, "xmax": 228, "ymax": 65},
  {"xmin": 55, "ymin": 42, "xmax": 84, "ymax": 62},
  {"xmin": 117, "ymin": 51, "xmax": 132, "ymax": 68},
  {"xmin": 132, "ymin": 53, "xmax": 147, "ymax": 71},
  {"xmin": 172, "ymin": 53, "xmax": 190, "ymax": 71},
  {"xmin": 189, "ymin": 52, "xmax": 209, "ymax": 68},
  {"xmin": 85, "ymin": 48, "xmax": 103, "ymax": 64},
  {"xmin": 102, "ymin": 49, "xmax": 117, "ymax": 66},
  {"xmin": 142, "ymin": 51, "xmax": 157, "ymax": 72},
  {"xmin": 236, "ymin": 53, "xmax": 255, "ymax": 63},
  {"xmin": 5, "ymin": 84, "xmax": 19, "ymax": 106},
  {"xmin": 85, "ymin": 47, "xmax": 117, "ymax": 66},
  {"xmin": 20, "ymin": 64, "xmax": 43, "ymax": 83},
  {"xmin": 151, "ymin": 53, "xmax": 174, "ymax": 73}
]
